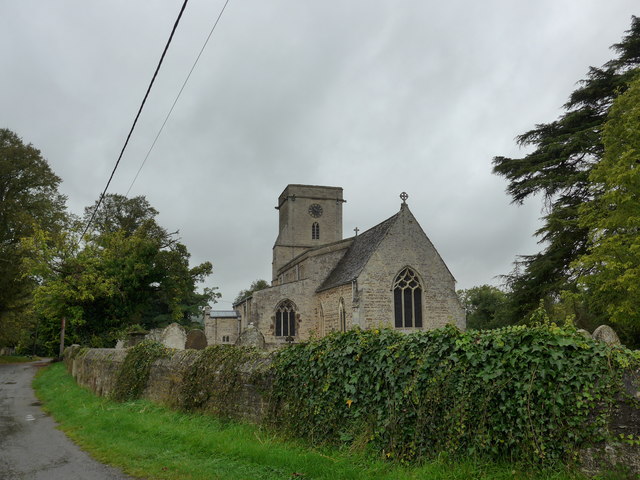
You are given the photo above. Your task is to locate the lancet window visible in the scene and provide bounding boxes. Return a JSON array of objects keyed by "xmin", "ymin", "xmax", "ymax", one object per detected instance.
[
  {"xmin": 393, "ymin": 267, "xmax": 423, "ymax": 328},
  {"xmin": 275, "ymin": 299, "xmax": 296, "ymax": 337}
]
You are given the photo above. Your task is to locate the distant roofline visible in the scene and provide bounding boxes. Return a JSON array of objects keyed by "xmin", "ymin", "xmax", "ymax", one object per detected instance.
[
  {"xmin": 209, "ymin": 310, "xmax": 239, "ymax": 318},
  {"xmin": 279, "ymin": 183, "xmax": 343, "ymax": 193}
]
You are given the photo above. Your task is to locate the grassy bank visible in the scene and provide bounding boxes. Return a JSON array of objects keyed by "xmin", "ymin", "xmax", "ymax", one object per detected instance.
[
  {"xmin": 0, "ymin": 355, "xmax": 36, "ymax": 364},
  {"xmin": 33, "ymin": 363, "xmax": 588, "ymax": 480}
]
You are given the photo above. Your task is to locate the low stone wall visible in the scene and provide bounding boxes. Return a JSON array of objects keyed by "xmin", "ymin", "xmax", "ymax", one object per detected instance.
[
  {"xmin": 64, "ymin": 346, "xmax": 271, "ymax": 423},
  {"xmin": 67, "ymin": 348, "xmax": 127, "ymax": 397},
  {"xmin": 64, "ymin": 345, "xmax": 639, "ymax": 475}
]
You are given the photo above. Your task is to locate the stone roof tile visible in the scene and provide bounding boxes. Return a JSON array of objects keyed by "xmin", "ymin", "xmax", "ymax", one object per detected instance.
[{"xmin": 316, "ymin": 212, "xmax": 400, "ymax": 292}]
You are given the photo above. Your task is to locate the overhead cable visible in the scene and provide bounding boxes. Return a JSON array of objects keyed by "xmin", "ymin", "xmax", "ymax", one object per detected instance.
[
  {"xmin": 126, "ymin": 0, "xmax": 232, "ymax": 197},
  {"xmin": 81, "ymin": 0, "xmax": 190, "ymax": 239}
]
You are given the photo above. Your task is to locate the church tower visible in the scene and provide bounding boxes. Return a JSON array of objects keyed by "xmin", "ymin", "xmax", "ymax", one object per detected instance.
[{"xmin": 272, "ymin": 184, "xmax": 344, "ymax": 282}]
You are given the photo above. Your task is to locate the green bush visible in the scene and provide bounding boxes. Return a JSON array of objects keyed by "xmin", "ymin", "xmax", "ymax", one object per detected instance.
[{"xmin": 270, "ymin": 324, "xmax": 640, "ymax": 464}]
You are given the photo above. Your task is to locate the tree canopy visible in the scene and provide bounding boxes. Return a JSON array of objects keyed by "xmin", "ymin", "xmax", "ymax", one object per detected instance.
[
  {"xmin": 234, "ymin": 279, "xmax": 270, "ymax": 304},
  {"xmin": 574, "ymin": 72, "xmax": 640, "ymax": 341},
  {"xmin": 492, "ymin": 16, "xmax": 640, "ymax": 326},
  {"xmin": 83, "ymin": 193, "xmax": 168, "ymax": 241},
  {"xmin": 457, "ymin": 285, "xmax": 511, "ymax": 330},
  {"xmin": 24, "ymin": 194, "xmax": 219, "ymax": 353},
  {"xmin": 0, "ymin": 129, "xmax": 67, "ymax": 347}
]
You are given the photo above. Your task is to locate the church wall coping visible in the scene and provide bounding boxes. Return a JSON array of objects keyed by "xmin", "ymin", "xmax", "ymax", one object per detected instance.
[{"xmin": 276, "ymin": 237, "xmax": 353, "ymax": 276}]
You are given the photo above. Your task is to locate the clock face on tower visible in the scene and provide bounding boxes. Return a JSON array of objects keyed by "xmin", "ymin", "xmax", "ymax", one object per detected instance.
[{"xmin": 308, "ymin": 203, "xmax": 323, "ymax": 218}]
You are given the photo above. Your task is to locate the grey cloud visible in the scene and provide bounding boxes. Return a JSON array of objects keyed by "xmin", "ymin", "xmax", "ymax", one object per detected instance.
[{"xmin": 1, "ymin": 0, "xmax": 637, "ymax": 303}]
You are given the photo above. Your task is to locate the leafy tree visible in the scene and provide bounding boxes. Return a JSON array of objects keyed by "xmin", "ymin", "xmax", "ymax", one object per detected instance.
[
  {"xmin": 574, "ymin": 72, "xmax": 640, "ymax": 344},
  {"xmin": 23, "ymin": 227, "xmax": 117, "ymax": 352},
  {"xmin": 81, "ymin": 193, "xmax": 219, "ymax": 328},
  {"xmin": 83, "ymin": 193, "xmax": 168, "ymax": 241},
  {"xmin": 25, "ymin": 195, "xmax": 219, "ymax": 353},
  {"xmin": 457, "ymin": 285, "xmax": 512, "ymax": 330},
  {"xmin": 0, "ymin": 129, "xmax": 67, "ymax": 347},
  {"xmin": 492, "ymin": 17, "xmax": 640, "ymax": 321},
  {"xmin": 234, "ymin": 279, "xmax": 269, "ymax": 304}
]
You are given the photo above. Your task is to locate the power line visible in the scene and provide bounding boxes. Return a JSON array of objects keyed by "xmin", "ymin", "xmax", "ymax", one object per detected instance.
[
  {"xmin": 81, "ymin": 0, "xmax": 190, "ymax": 239},
  {"xmin": 126, "ymin": 0, "xmax": 232, "ymax": 197}
]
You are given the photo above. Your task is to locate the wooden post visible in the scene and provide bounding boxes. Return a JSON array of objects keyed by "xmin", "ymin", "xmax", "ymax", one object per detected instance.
[{"xmin": 58, "ymin": 316, "xmax": 66, "ymax": 359}]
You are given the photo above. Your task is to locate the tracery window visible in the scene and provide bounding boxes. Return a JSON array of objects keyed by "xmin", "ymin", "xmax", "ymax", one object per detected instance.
[
  {"xmin": 393, "ymin": 267, "xmax": 423, "ymax": 328},
  {"xmin": 275, "ymin": 299, "xmax": 296, "ymax": 337},
  {"xmin": 312, "ymin": 222, "xmax": 320, "ymax": 240},
  {"xmin": 339, "ymin": 298, "xmax": 346, "ymax": 332}
]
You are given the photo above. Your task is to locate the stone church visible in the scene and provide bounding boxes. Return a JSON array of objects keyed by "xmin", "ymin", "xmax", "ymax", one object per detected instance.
[{"xmin": 205, "ymin": 184, "xmax": 465, "ymax": 349}]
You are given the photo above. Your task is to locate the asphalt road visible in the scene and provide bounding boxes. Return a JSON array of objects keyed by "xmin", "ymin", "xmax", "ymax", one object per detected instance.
[{"xmin": 0, "ymin": 360, "xmax": 135, "ymax": 480}]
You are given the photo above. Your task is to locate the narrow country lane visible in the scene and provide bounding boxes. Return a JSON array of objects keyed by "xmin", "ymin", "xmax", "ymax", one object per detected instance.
[{"xmin": 0, "ymin": 360, "xmax": 136, "ymax": 480}]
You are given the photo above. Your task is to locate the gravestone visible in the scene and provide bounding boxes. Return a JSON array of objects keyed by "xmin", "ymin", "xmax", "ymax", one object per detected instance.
[
  {"xmin": 115, "ymin": 332, "xmax": 147, "ymax": 349},
  {"xmin": 160, "ymin": 323, "xmax": 187, "ymax": 350},
  {"xmin": 576, "ymin": 329, "xmax": 592, "ymax": 339},
  {"xmin": 236, "ymin": 323, "xmax": 266, "ymax": 349},
  {"xmin": 592, "ymin": 325, "xmax": 621, "ymax": 346},
  {"xmin": 185, "ymin": 329, "xmax": 207, "ymax": 350}
]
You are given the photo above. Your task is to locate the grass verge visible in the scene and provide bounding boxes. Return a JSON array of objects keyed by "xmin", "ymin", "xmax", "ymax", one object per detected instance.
[
  {"xmin": 34, "ymin": 363, "xmax": 589, "ymax": 480},
  {"xmin": 0, "ymin": 355, "xmax": 36, "ymax": 364}
]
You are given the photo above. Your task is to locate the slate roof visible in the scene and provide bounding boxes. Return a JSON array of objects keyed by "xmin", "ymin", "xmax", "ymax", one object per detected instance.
[{"xmin": 316, "ymin": 212, "xmax": 400, "ymax": 292}]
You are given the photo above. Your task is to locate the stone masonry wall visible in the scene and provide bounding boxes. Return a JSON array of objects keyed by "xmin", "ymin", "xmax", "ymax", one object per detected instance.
[
  {"xmin": 251, "ymin": 246, "xmax": 349, "ymax": 347},
  {"xmin": 64, "ymin": 345, "xmax": 639, "ymax": 475},
  {"xmin": 64, "ymin": 346, "xmax": 271, "ymax": 423},
  {"xmin": 316, "ymin": 284, "xmax": 354, "ymax": 334},
  {"xmin": 204, "ymin": 317, "xmax": 238, "ymax": 344},
  {"xmin": 357, "ymin": 205, "xmax": 465, "ymax": 331}
]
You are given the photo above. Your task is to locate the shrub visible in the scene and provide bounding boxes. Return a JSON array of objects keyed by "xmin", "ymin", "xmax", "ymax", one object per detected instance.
[{"xmin": 270, "ymin": 324, "xmax": 640, "ymax": 464}]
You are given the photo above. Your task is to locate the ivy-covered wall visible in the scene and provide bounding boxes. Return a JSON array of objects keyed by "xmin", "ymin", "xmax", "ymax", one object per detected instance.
[
  {"xmin": 64, "ymin": 325, "xmax": 640, "ymax": 474},
  {"xmin": 65, "ymin": 343, "xmax": 272, "ymax": 422}
]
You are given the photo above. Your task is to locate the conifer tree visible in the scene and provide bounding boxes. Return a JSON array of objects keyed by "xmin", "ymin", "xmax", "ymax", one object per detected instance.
[
  {"xmin": 575, "ymin": 72, "xmax": 640, "ymax": 342},
  {"xmin": 493, "ymin": 17, "xmax": 640, "ymax": 322}
]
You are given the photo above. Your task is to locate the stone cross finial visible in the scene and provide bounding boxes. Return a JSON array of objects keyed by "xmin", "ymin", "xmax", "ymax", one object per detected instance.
[
  {"xmin": 400, "ymin": 192, "xmax": 408, "ymax": 204},
  {"xmin": 354, "ymin": 227, "xmax": 359, "ymax": 236}
]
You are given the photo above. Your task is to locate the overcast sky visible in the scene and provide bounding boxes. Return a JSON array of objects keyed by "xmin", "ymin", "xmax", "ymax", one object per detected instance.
[{"xmin": 1, "ymin": 1, "xmax": 637, "ymax": 307}]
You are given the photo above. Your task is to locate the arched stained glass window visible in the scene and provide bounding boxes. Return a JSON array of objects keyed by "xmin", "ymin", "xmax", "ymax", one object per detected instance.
[
  {"xmin": 275, "ymin": 300, "xmax": 296, "ymax": 337},
  {"xmin": 312, "ymin": 222, "xmax": 320, "ymax": 240},
  {"xmin": 393, "ymin": 267, "xmax": 423, "ymax": 328}
]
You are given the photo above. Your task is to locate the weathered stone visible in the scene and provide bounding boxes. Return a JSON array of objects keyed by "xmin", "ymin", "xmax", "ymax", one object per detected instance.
[
  {"xmin": 580, "ymin": 442, "xmax": 640, "ymax": 477},
  {"xmin": 64, "ymin": 348, "xmax": 127, "ymax": 397},
  {"xmin": 64, "ymin": 346, "xmax": 272, "ymax": 423},
  {"xmin": 236, "ymin": 323, "xmax": 266, "ymax": 349},
  {"xmin": 117, "ymin": 332, "xmax": 147, "ymax": 348},
  {"xmin": 159, "ymin": 323, "xmax": 187, "ymax": 350},
  {"xmin": 63, "ymin": 345, "xmax": 640, "ymax": 475},
  {"xmin": 204, "ymin": 311, "xmax": 239, "ymax": 345},
  {"xmin": 592, "ymin": 325, "xmax": 621, "ymax": 346},
  {"xmin": 185, "ymin": 329, "xmax": 207, "ymax": 350},
  {"xmin": 145, "ymin": 327, "xmax": 164, "ymax": 343},
  {"xmin": 576, "ymin": 329, "xmax": 592, "ymax": 339},
  {"xmin": 234, "ymin": 185, "xmax": 465, "ymax": 350}
]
